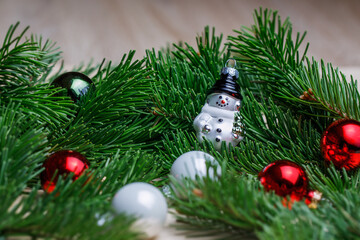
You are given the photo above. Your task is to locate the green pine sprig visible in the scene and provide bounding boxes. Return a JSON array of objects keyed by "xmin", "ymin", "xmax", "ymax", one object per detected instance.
[
  {"xmin": 48, "ymin": 51, "xmax": 160, "ymax": 158},
  {"xmin": 0, "ymin": 23, "xmax": 74, "ymax": 128},
  {"xmin": 163, "ymin": 7, "xmax": 360, "ymax": 240},
  {"xmin": 228, "ymin": 8, "xmax": 360, "ymax": 120},
  {"xmin": 145, "ymin": 27, "xmax": 232, "ymax": 135}
]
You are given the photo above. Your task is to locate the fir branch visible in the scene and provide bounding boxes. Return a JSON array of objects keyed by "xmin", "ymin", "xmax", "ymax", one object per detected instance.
[
  {"xmin": 170, "ymin": 173, "xmax": 298, "ymax": 239},
  {"xmin": 0, "ymin": 22, "xmax": 61, "ymax": 87},
  {"xmin": 47, "ymin": 58, "xmax": 101, "ymax": 85},
  {"xmin": 75, "ymin": 51, "xmax": 153, "ymax": 122},
  {"xmin": 0, "ymin": 148, "xmax": 160, "ymax": 240},
  {"xmin": 48, "ymin": 51, "xmax": 159, "ymax": 156},
  {"xmin": 158, "ymin": 129, "xmax": 237, "ymax": 175},
  {"xmin": 329, "ymin": 190, "xmax": 360, "ymax": 238},
  {"xmin": 0, "ymin": 23, "xmax": 74, "ymax": 127},
  {"xmin": 228, "ymin": 8, "xmax": 360, "ymax": 120},
  {"xmin": 95, "ymin": 149, "xmax": 163, "ymax": 191},
  {"xmin": 296, "ymin": 59, "xmax": 360, "ymax": 119},
  {"xmin": 159, "ymin": 130, "xmax": 205, "ymax": 170},
  {"xmin": 228, "ymin": 8, "xmax": 308, "ymax": 91},
  {"xmin": 259, "ymin": 188, "xmax": 360, "ymax": 240},
  {"xmin": 172, "ymin": 26, "xmax": 229, "ymax": 79},
  {"xmin": 2, "ymin": 85, "xmax": 75, "ymax": 127},
  {"xmin": 0, "ymin": 103, "xmax": 47, "ymax": 189},
  {"xmin": 257, "ymin": 203, "xmax": 336, "ymax": 240},
  {"xmin": 145, "ymin": 27, "xmax": 232, "ymax": 135},
  {"xmin": 28, "ymin": 34, "xmax": 62, "ymax": 84},
  {"xmin": 228, "ymin": 91, "xmax": 321, "ymax": 174},
  {"xmin": 170, "ymin": 170, "xmax": 360, "ymax": 240},
  {"xmin": 306, "ymin": 163, "xmax": 360, "ymax": 194},
  {"xmin": 1, "ymin": 186, "xmax": 142, "ymax": 240},
  {"xmin": 146, "ymin": 50, "xmax": 208, "ymax": 133}
]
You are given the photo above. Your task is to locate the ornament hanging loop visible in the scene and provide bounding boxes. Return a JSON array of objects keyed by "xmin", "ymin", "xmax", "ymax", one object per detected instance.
[{"xmin": 225, "ymin": 58, "xmax": 237, "ymax": 68}]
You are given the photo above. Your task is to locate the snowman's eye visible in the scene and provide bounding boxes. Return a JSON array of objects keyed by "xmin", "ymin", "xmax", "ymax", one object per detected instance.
[{"xmin": 219, "ymin": 96, "xmax": 222, "ymax": 99}]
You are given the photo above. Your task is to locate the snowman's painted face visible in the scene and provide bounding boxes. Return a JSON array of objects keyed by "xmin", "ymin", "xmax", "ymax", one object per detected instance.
[{"xmin": 207, "ymin": 93, "xmax": 241, "ymax": 111}]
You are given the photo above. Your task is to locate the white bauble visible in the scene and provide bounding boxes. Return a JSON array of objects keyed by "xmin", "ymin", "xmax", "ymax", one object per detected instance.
[
  {"xmin": 170, "ymin": 151, "xmax": 221, "ymax": 180},
  {"xmin": 112, "ymin": 182, "xmax": 168, "ymax": 226}
]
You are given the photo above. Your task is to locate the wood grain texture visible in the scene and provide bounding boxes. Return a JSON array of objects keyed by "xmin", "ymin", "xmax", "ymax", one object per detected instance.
[{"xmin": 1, "ymin": 0, "xmax": 360, "ymax": 68}]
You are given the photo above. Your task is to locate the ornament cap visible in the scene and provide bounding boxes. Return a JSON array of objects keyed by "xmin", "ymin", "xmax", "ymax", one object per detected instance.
[
  {"xmin": 221, "ymin": 58, "xmax": 239, "ymax": 79},
  {"xmin": 208, "ymin": 59, "xmax": 242, "ymax": 100}
]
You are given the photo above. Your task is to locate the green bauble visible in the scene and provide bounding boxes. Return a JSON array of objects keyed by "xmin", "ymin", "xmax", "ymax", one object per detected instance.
[{"xmin": 52, "ymin": 72, "xmax": 93, "ymax": 101}]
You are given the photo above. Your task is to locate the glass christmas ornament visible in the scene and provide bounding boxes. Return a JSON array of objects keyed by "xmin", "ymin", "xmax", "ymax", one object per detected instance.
[
  {"xmin": 321, "ymin": 119, "xmax": 360, "ymax": 170},
  {"xmin": 258, "ymin": 160, "xmax": 308, "ymax": 202},
  {"xmin": 305, "ymin": 190, "xmax": 322, "ymax": 208},
  {"xmin": 40, "ymin": 150, "xmax": 90, "ymax": 193},
  {"xmin": 112, "ymin": 182, "xmax": 168, "ymax": 225},
  {"xmin": 170, "ymin": 151, "xmax": 221, "ymax": 180},
  {"xmin": 193, "ymin": 59, "xmax": 245, "ymax": 151},
  {"xmin": 52, "ymin": 72, "xmax": 93, "ymax": 101}
]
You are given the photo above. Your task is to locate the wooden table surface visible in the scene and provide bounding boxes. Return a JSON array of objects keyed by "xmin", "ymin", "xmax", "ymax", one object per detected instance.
[
  {"xmin": 1, "ymin": 0, "xmax": 360, "ymax": 69},
  {"xmin": 2, "ymin": 0, "xmax": 360, "ymax": 239}
]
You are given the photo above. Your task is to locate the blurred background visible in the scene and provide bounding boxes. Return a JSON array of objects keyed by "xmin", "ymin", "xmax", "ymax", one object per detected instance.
[{"xmin": 1, "ymin": 0, "xmax": 360, "ymax": 70}]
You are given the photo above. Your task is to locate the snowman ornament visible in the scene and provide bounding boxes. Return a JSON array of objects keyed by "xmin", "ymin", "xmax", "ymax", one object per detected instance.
[{"xmin": 193, "ymin": 59, "xmax": 245, "ymax": 151}]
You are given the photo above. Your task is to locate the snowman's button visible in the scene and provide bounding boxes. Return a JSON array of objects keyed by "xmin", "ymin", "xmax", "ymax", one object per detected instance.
[
  {"xmin": 202, "ymin": 125, "xmax": 211, "ymax": 134},
  {"xmin": 216, "ymin": 128, "xmax": 222, "ymax": 133},
  {"xmin": 215, "ymin": 137, "xmax": 221, "ymax": 142},
  {"xmin": 218, "ymin": 118, "xmax": 223, "ymax": 122}
]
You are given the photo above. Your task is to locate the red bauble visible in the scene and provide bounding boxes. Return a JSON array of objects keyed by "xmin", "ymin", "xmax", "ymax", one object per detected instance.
[
  {"xmin": 258, "ymin": 160, "xmax": 308, "ymax": 202},
  {"xmin": 40, "ymin": 150, "xmax": 90, "ymax": 193},
  {"xmin": 321, "ymin": 119, "xmax": 360, "ymax": 170}
]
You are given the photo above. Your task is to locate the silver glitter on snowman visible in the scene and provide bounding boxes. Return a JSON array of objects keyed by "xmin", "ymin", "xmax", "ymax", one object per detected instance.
[{"xmin": 193, "ymin": 59, "xmax": 245, "ymax": 151}]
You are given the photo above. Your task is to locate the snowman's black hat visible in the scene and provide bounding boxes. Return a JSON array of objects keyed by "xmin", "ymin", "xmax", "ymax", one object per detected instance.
[{"xmin": 208, "ymin": 62, "xmax": 242, "ymax": 100}]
